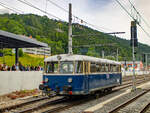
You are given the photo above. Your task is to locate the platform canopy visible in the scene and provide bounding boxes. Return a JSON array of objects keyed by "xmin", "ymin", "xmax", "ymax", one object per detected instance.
[
  {"xmin": 0, "ymin": 30, "xmax": 48, "ymax": 65},
  {"xmin": 0, "ymin": 30, "xmax": 48, "ymax": 48}
]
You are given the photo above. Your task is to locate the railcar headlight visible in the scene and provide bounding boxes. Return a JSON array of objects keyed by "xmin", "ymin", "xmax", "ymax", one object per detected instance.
[
  {"xmin": 68, "ymin": 78, "xmax": 72, "ymax": 83},
  {"xmin": 45, "ymin": 78, "xmax": 49, "ymax": 83}
]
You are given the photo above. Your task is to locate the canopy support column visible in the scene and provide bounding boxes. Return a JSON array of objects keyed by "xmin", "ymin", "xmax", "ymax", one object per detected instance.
[{"xmin": 15, "ymin": 48, "xmax": 19, "ymax": 65}]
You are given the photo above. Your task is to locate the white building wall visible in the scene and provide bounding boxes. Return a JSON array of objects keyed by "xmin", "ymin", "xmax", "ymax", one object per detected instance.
[
  {"xmin": 22, "ymin": 47, "xmax": 51, "ymax": 56},
  {"xmin": 0, "ymin": 71, "xmax": 43, "ymax": 95}
]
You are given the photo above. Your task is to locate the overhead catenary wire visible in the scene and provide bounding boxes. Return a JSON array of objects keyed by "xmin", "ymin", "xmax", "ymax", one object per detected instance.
[
  {"xmin": 0, "ymin": 0, "xmax": 110, "ymax": 33},
  {"xmin": 127, "ymin": 0, "xmax": 150, "ymax": 38},
  {"xmin": 115, "ymin": 0, "xmax": 135, "ymax": 21},
  {"xmin": 17, "ymin": 0, "xmax": 65, "ymax": 21},
  {"xmin": 0, "ymin": 1, "xmax": 24, "ymax": 14},
  {"xmin": 115, "ymin": 0, "xmax": 150, "ymax": 39},
  {"xmin": 45, "ymin": 0, "xmax": 48, "ymax": 13},
  {"xmin": 127, "ymin": 0, "xmax": 150, "ymax": 29},
  {"xmin": 47, "ymin": 0, "xmax": 114, "ymax": 32}
]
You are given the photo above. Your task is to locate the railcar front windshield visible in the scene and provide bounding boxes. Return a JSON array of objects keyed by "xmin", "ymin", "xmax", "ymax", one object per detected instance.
[
  {"xmin": 45, "ymin": 62, "xmax": 59, "ymax": 73},
  {"xmin": 60, "ymin": 61, "xmax": 74, "ymax": 74},
  {"xmin": 45, "ymin": 61, "xmax": 74, "ymax": 74}
]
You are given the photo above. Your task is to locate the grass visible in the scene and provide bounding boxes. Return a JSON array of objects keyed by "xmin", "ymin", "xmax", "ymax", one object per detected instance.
[{"xmin": 0, "ymin": 54, "xmax": 44, "ymax": 66}]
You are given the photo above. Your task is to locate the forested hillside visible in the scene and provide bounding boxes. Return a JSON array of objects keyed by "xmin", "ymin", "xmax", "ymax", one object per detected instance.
[{"xmin": 0, "ymin": 13, "xmax": 150, "ymax": 61}]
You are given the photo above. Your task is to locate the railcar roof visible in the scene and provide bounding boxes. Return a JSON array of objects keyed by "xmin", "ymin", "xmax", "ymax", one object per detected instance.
[{"xmin": 44, "ymin": 54, "xmax": 121, "ymax": 65}]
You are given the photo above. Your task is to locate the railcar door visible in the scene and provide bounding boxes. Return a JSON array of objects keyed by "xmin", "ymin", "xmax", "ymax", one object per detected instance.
[{"xmin": 83, "ymin": 61, "xmax": 89, "ymax": 94}]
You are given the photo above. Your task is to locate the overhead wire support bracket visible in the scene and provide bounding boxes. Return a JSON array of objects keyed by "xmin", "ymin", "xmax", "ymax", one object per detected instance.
[{"xmin": 72, "ymin": 32, "xmax": 125, "ymax": 37}]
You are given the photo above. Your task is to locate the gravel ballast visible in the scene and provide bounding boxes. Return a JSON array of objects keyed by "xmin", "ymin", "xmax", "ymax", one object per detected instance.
[{"xmin": 118, "ymin": 91, "xmax": 150, "ymax": 113}]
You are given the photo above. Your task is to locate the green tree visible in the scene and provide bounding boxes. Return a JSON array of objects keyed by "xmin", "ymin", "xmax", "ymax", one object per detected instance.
[{"xmin": 19, "ymin": 49, "xmax": 24, "ymax": 57}]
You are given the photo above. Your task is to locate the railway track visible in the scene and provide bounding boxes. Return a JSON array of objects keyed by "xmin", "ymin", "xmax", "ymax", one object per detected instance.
[
  {"xmin": 15, "ymin": 97, "xmax": 67, "ymax": 113},
  {"xmin": 0, "ymin": 96, "xmax": 64, "ymax": 113},
  {"xmin": 41, "ymin": 97, "xmax": 91, "ymax": 113},
  {"xmin": 0, "ymin": 96, "xmax": 48, "ymax": 112},
  {"xmin": 42, "ymin": 76, "xmax": 150, "ymax": 113},
  {"xmin": 108, "ymin": 89, "xmax": 150, "ymax": 113},
  {"xmin": 1, "ymin": 74, "xmax": 150, "ymax": 113},
  {"xmin": 41, "ymin": 77, "xmax": 150, "ymax": 113},
  {"xmin": 140, "ymin": 103, "xmax": 150, "ymax": 113}
]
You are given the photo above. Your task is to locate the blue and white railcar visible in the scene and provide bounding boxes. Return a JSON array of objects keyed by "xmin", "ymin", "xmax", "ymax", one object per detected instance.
[{"xmin": 39, "ymin": 54, "xmax": 122, "ymax": 96}]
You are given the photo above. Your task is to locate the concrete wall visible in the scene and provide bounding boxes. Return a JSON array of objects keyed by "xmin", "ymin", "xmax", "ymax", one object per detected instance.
[
  {"xmin": 122, "ymin": 71, "xmax": 150, "ymax": 76},
  {"xmin": 0, "ymin": 71, "xmax": 42, "ymax": 95}
]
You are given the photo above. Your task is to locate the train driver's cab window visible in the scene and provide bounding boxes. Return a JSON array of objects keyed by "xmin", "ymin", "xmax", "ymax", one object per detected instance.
[
  {"xmin": 46, "ymin": 62, "xmax": 58, "ymax": 73},
  {"xmin": 60, "ymin": 61, "xmax": 74, "ymax": 74}
]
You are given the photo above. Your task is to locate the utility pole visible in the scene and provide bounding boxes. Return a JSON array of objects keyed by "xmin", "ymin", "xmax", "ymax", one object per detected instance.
[
  {"xmin": 102, "ymin": 50, "xmax": 104, "ymax": 58},
  {"xmin": 132, "ymin": 35, "xmax": 136, "ymax": 91},
  {"xmin": 124, "ymin": 58, "xmax": 126, "ymax": 76},
  {"xmin": 131, "ymin": 21, "xmax": 137, "ymax": 91},
  {"xmin": 116, "ymin": 48, "xmax": 118, "ymax": 61},
  {"xmin": 68, "ymin": 3, "xmax": 73, "ymax": 54},
  {"xmin": 146, "ymin": 54, "xmax": 148, "ymax": 74}
]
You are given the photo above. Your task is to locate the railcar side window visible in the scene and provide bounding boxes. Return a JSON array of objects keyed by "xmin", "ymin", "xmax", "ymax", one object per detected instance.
[
  {"xmin": 116, "ymin": 65, "xmax": 121, "ymax": 72},
  {"xmin": 90, "ymin": 62, "xmax": 97, "ymax": 73},
  {"xmin": 96, "ymin": 64, "xmax": 101, "ymax": 72},
  {"xmin": 105, "ymin": 64, "xmax": 109, "ymax": 72},
  {"xmin": 76, "ymin": 61, "xmax": 83, "ymax": 73},
  {"xmin": 113, "ymin": 65, "xmax": 117, "ymax": 72},
  {"xmin": 101, "ymin": 63, "xmax": 105, "ymax": 72},
  {"xmin": 46, "ymin": 62, "xmax": 58, "ymax": 73},
  {"xmin": 60, "ymin": 61, "xmax": 74, "ymax": 74}
]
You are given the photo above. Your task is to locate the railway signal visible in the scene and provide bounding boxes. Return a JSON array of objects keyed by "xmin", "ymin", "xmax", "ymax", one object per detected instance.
[{"xmin": 130, "ymin": 21, "xmax": 138, "ymax": 47}]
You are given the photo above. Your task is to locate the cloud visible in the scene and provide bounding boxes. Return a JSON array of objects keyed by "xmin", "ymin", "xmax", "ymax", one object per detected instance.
[{"xmin": 0, "ymin": 0, "xmax": 150, "ymax": 45}]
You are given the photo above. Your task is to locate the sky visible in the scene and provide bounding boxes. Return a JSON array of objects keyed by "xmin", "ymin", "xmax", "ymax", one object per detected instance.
[{"xmin": 0, "ymin": 0, "xmax": 150, "ymax": 46}]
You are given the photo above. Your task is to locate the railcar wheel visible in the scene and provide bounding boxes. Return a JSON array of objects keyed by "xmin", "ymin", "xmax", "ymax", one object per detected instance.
[{"xmin": 107, "ymin": 88, "xmax": 112, "ymax": 92}]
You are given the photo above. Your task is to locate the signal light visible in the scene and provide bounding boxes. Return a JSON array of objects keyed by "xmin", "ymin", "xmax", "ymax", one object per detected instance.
[
  {"xmin": 42, "ymin": 81, "xmax": 45, "ymax": 84},
  {"xmin": 130, "ymin": 21, "xmax": 138, "ymax": 47},
  {"xmin": 69, "ymin": 91, "xmax": 72, "ymax": 95}
]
